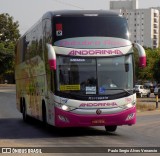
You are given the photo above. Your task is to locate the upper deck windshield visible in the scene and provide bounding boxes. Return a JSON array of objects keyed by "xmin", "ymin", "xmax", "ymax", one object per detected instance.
[
  {"xmin": 53, "ymin": 16, "xmax": 129, "ymax": 44},
  {"xmin": 56, "ymin": 55, "xmax": 133, "ymax": 100}
]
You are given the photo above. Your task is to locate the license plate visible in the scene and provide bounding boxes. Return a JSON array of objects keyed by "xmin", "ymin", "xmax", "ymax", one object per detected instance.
[{"xmin": 92, "ymin": 119, "xmax": 105, "ymax": 124}]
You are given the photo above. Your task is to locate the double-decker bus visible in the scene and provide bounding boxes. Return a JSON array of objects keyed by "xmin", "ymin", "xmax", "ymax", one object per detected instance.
[{"xmin": 15, "ymin": 10, "xmax": 146, "ymax": 132}]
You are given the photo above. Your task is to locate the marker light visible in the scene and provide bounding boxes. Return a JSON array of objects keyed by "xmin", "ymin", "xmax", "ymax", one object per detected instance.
[{"xmin": 84, "ymin": 14, "xmax": 98, "ymax": 16}]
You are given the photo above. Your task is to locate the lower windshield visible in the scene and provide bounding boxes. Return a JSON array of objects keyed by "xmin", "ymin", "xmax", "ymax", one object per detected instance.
[{"xmin": 56, "ymin": 55, "xmax": 133, "ymax": 100}]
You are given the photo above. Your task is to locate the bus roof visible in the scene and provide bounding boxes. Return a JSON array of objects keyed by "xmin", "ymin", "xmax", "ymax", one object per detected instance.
[
  {"xmin": 42, "ymin": 10, "xmax": 121, "ymax": 19},
  {"xmin": 21, "ymin": 10, "xmax": 122, "ymax": 37}
]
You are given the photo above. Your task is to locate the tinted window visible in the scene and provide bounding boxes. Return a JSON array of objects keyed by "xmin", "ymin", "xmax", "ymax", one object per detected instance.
[{"xmin": 53, "ymin": 16, "xmax": 129, "ymax": 42}]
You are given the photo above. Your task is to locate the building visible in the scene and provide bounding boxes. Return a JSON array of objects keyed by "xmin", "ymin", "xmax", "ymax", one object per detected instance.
[
  {"xmin": 110, "ymin": 0, "xmax": 160, "ymax": 48},
  {"xmin": 110, "ymin": 0, "xmax": 138, "ymax": 10},
  {"xmin": 153, "ymin": 7, "xmax": 160, "ymax": 47},
  {"xmin": 123, "ymin": 8, "xmax": 159, "ymax": 48}
]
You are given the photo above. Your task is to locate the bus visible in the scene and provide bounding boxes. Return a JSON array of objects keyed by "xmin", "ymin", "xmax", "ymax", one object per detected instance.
[{"xmin": 15, "ymin": 10, "xmax": 146, "ymax": 132}]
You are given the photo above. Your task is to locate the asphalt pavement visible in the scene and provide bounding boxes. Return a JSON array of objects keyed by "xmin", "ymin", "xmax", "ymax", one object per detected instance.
[{"xmin": 0, "ymin": 85, "xmax": 160, "ymax": 156}]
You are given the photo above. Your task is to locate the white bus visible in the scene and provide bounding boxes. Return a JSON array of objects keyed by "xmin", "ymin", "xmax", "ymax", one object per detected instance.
[{"xmin": 15, "ymin": 10, "xmax": 146, "ymax": 132}]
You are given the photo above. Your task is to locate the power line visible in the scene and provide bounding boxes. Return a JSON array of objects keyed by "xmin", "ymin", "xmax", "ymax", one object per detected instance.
[{"xmin": 51, "ymin": 0, "xmax": 84, "ymax": 9}]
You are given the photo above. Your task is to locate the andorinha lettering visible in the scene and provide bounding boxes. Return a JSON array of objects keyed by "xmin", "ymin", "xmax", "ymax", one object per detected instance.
[
  {"xmin": 79, "ymin": 102, "xmax": 118, "ymax": 107},
  {"xmin": 68, "ymin": 49, "xmax": 123, "ymax": 56}
]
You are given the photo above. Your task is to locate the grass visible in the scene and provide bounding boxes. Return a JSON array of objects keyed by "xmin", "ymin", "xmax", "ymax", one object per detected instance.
[
  {"xmin": 136, "ymin": 103, "xmax": 157, "ymax": 111},
  {"xmin": 136, "ymin": 97, "xmax": 160, "ymax": 111}
]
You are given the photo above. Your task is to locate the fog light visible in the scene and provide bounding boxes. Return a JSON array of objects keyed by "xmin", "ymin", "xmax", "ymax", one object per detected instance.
[
  {"xmin": 126, "ymin": 113, "xmax": 135, "ymax": 121},
  {"xmin": 58, "ymin": 115, "xmax": 69, "ymax": 123}
]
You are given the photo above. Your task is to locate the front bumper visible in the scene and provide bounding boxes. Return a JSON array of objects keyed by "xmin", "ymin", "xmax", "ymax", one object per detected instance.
[{"xmin": 54, "ymin": 107, "xmax": 136, "ymax": 127}]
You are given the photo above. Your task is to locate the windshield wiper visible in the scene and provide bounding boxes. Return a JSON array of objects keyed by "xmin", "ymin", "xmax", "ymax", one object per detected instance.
[
  {"xmin": 119, "ymin": 89, "xmax": 132, "ymax": 95},
  {"xmin": 101, "ymin": 88, "xmax": 133, "ymax": 95}
]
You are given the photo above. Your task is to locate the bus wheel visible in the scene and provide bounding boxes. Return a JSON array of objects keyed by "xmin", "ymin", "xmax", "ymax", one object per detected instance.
[
  {"xmin": 105, "ymin": 125, "xmax": 117, "ymax": 132},
  {"xmin": 42, "ymin": 104, "xmax": 47, "ymax": 127},
  {"xmin": 22, "ymin": 103, "xmax": 28, "ymax": 122}
]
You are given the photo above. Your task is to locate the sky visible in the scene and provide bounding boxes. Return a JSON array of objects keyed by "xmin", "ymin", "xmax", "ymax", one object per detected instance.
[{"xmin": 1, "ymin": 0, "xmax": 160, "ymax": 35}]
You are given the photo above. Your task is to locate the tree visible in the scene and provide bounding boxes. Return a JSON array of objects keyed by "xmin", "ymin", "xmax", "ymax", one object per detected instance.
[
  {"xmin": 0, "ymin": 13, "xmax": 20, "ymax": 47},
  {"xmin": 152, "ymin": 48, "xmax": 160, "ymax": 83},
  {"xmin": 134, "ymin": 47, "xmax": 160, "ymax": 83},
  {"xmin": 0, "ymin": 13, "xmax": 20, "ymax": 83},
  {"xmin": 0, "ymin": 48, "xmax": 13, "ymax": 74}
]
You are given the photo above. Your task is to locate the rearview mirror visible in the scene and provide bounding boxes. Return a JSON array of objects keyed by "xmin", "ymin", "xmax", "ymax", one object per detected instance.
[
  {"xmin": 46, "ymin": 43, "xmax": 56, "ymax": 70},
  {"xmin": 133, "ymin": 43, "xmax": 146, "ymax": 68}
]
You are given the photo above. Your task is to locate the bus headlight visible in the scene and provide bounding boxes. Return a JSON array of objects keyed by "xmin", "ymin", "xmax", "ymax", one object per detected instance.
[
  {"xmin": 61, "ymin": 105, "xmax": 75, "ymax": 111},
  {"xmin": 126, "ymin": 103, "xmax": 133, "ymax": 108},
  {"xmin": 62, "ymin": 105, "xmax": 69, "ymax": 111},
  {"xmin": 55, "ymin": 103, "xmax": 75, "ymax": 111},
  {"xmin": 120, "ymin": 101, "xmax": 136, "ymax": 110}
]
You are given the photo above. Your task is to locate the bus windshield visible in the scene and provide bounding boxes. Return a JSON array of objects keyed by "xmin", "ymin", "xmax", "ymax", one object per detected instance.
[
  {"xmin": 56, "ymin": 55, "xmax": 133, "ymax": 100},
  {"xmin": 53, "ymin": 16, "xmax": 129, "ymax": 43}
]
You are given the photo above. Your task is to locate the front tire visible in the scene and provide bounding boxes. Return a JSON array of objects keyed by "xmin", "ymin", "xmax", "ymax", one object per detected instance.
[{"xmin": 105, "ymin": 125, "xmax": 117, "ymax": 132}]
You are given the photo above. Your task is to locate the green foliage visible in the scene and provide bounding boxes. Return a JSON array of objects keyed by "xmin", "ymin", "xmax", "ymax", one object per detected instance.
[
  {"xmin": 0, "ymin": 48, "xmax": 13, "ymax": 74},
  {"xmin": 0, "ymin": 13, "xmax": 20, "ymax": 78},
  {"xmin": 135, "ymin": 47, "xmax": 160, "ymax": 83},
  {"xmin": 0, "ymin": 13, "xmax": 20, "ymax": 46}
]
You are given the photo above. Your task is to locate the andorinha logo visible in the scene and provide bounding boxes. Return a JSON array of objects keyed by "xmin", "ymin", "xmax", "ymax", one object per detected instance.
[{"xmin": 68, "ymin": 49, "xmax": 123, "ymax": 56}]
